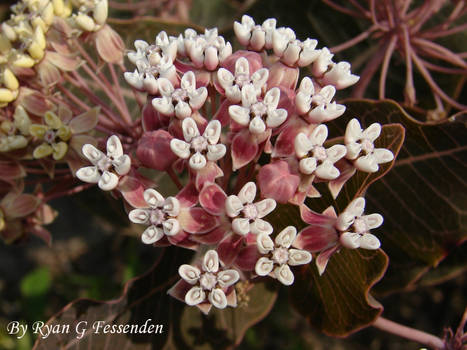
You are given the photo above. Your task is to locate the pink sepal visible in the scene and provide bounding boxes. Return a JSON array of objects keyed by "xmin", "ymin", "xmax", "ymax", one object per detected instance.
[
  {"xmin": 176, "ymin": 182, "xmax": 198, "ymax": 208},
  {"xmin": 217, "ymin": 232, "xmax": 244, "ymax": 266},
  {"xmin": 315, "ymin": 245, "xmax": 339, "ymax": 275},
  {"xmin": 271, "ymin": 117, "xmax": 308, "ymax": 158},
  {"xmin": 195, "ymin": 162, "xmax": 224, "ymax": 191},
  {"xmin": 168, "ymin": 279, "xmax": 192, "ymax": 302},
  {"xmin": 267, "ymin": 61, "xmax": 299, "ymax": 91},
  {"xmin": 235, "ymin": 244, "xmax": 259, "ymax": 271},
  {"xmin": 118, "ymin": 171, "xmax": 153, "ymax": 208},
  {"xmin": 0, "ymin": 161, "xmax": 25, "ymax": 182},
  {"xmin": 257, "ymin": 160, "xmax": 300, "ymax": 203},
  {"xmin": 178, "ymin": 207, "xmax": 220, "ymax": 234},
  {"xmin": 2, "ymin": 193, "xmax": 40, "ymax": 219},
  {"xmin": 167, "ymin": 230, "xmax": 199, "ymax": 250},
  {"xmin": 213, "ymin": 99, "xmax": 233, "ymax": 127},
  {"xmin": 199, "ymin": 182, "xmax": 227, "ymax": 215},
  {"xmin": 328, "ymin": 159, "xmax": 357, "ymax": 199},
  {"xmin": 221, "ymin": 50, "xmax": 263, "ymax": 75},
  {"xmin": 142, "ymin": 102, "xmax": 164, "ymax": 132},
  {"xmin": 190, "ymin": 225, "xmax": 227, "ymax": 244},
  {"xmin": 231, "ymin": 129, "xmax": 258, "ymax": 170}
]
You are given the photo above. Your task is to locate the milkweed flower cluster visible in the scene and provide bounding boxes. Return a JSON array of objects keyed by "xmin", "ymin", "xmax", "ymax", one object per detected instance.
[{"xmin": 0, "ymin": 5, "xmax": 396, "ymax": 315}]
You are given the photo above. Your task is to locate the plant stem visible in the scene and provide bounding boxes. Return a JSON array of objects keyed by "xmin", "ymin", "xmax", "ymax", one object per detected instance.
[{"xmin": 373, "ymin": 316, "xmax": 445, "ymax": 349}]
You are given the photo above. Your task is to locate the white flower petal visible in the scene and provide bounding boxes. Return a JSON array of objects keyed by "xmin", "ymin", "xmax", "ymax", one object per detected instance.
[
  {"xmin": 203, "ymin": 120, "xmax": 222, "ymax": 144},
  {"xmin": 345, "ymin": 118, "xmax": 363, "ymax": 144},
  {"xmin": 189, "ymin": 87, "xmax": 208, "ymax": 110},
  {"xmin": 189, "ymin": 152, "xmax": 207, "ymax": 170},
  {"xmin": 170, "ymin": 139, "xmax": 191, "ymax": 159},
  {"xmin": 180, "ymin": 71, "xmax": 196, "ymax": 92},
  {"xmin": 255, "ymin": 199, "xmax": 276, "ymax": 218},
  {"xmin": 340, "ymin": 231, "xmax": 361, "ymax": 249},
  {"xmin": 144, "ymin": 188, "xmax": 165, "ymax": 208},
  {"xmin": 82, "ymin": 144, "xmax": 105, "ymax": 164},
  {"xmin": 255, "ymin": 257, "xmax": 274, "ymax": 276},
  {"xmin": 203, "ymin": 250, "xmax": 220, "ymax": 273},
  {"xmin": 238, "ymin": 182, "xmax": 256, "ymax": 204},
  {"xmin": 274, "ymin": 264, "xmax": 294, "ymax": 285},
  {"xmin": 251, "ymin": 68, "xmax": 269, "ymax": 89},
  {"xmin": 235, "ymin": 57, "xmax": 250, "ymax": 76},
  {"xmin": 141, "ymin": 225, "xmax": 164, "ymax": 244},
  {"xmin": 208, "ymin": 288, "xmax": 227, "ymax": 309},
  {"xmin": 362, "ymin": 123, "xmax": 381, "ymax": 141},
  {"xmin": 359, "ymin": 233, "xmax": 381, "ymax": 250},
  {"xmin": 217, "ymin": 270, "xmax": 240, "ymax": 288},
  {"xmin": 336, "ymin": 212, "xmax": 355, "ymax": 231},
  {"xmin": 157, "ymin": 77, "xmax": 175, "ymax": 96},
  {"xmin": 355, "ymin": 154, "xmax": 379, "ymax": 173},
  {"xmin": 241, "ymin": 84, "xmax": 257, "ymax": 107},
  {"xmin": 179, "ymin": 264, "xmax": 201, "ymax": 284},
  {"xmin": 163, "ymin": 197, "xmax": 180, "ymax": 217},
  {"xmin": 129, "ymin": 208, "xmax": 150, "ymax": 224},
  {"xmin": 162, "ymin": 218, "xmax": 181, "ymax": 236},
  {"xmin": 347, "ymin": 197, "xmax": 366, "ymax": 217},
  {"xmin": 275, "ymin": 226, "xmax": 297, "ymax": 248},
  {"xmin": 76, "ymin": 166, "xmax": 100, "ymax": 183},
  {"xmin": 225, "ymin": 195, "xmax": 243, "ymax": 217},
  {"xmin": 263, "ymin": 87, "xmax": 280, "ymax": 110},
  {"xmin": 106, "ymin": 135, "xmax": 123, "ymax": 159},
  {"xmin": 112, "ymin": 154, "xmax": 131, "ymax": 175},
  {"xmin": 346, "ymin": 142, "xmax": 362, "ymax": 160},
  {"xmin": 373, "ymin": 148, "xmax": 394, "ymax": 164},
  {"xmin": 257, "ymin": 233, "xmax": 274, "ymax": 254},
  {"xmin": 98, "ymin": 171, "xmax": 119, "ymax": 191},
  {"xmin": 229, "ymin": 105, "xmax": 250, "ymax": 126},
  {"xmin": 363, "ymin": 213, "xmax": 383, "ymax": 230},
  {"xmin": 185, "ymin": 286, "xmax": 205, "ymax": 306},
  {"xmin": 249, "ymin": 116, "xmax": 266, "ymax": 134},
  {"xmin": 250, "ymin": 218, "xmax": 273, "ymax": 235},
  {"xmin": 152, "ymin": 96, "xmax": 174, "ymax": 116},
  {"xmin": 217, "ymin": 68, "xmax": 234, "ymax": 90},
  {"xmin": 207, "ymin": 144, "xmax": 226, "ymax": 162},
  {"xmin": 232, "ymin": 217, "xmax": 251, "ymax": 236},
  {"xmin": 326, "ymin": 144, "xmax": 347, "ymax": 163},
  {"xmin": 299, "ymin": 157, "xmax": 317, "ymax": 175},
  {"xmin": 315, "ymin": 161, "xmax": 340, "ymax": 180},
  {"xmin": 182, "ymin": 117, "xmax": 200, "ymax": 142},
  {"xmin": 174, "ymin": 101, "xmax": 192, "ymax": 119},
  {"xmin": 266, "ymin": 109, "xmax": 287, "ymax": 128},
  {"xmin": 309, "ymin": 124, "xmax": 328, "ymax": 146},
  {"xmin": 288, "ymin": 249, "xmax": 312, "ymax": 266},
  {"xmin": 294, "ymin": 133, "xmax": 314, "ymax": 158}
]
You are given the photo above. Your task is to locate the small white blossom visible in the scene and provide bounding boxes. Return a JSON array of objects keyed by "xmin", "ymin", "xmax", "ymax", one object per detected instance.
[
  {"xmin": 311, "ymin": 47, "xmax": 334, "ymax": 78},
  {"xmin": 233, "ymin": 15, "xmax": 277, "ymax": 51},
  {"xmin": 127, "ymin": 32, "xmax": 177, "ymax": 65},
  {"xmin": 294, "ymin": 124, "xmax": 347, "ymax": 180},
  {"xmin": 229, "ymin": 84, "xmax": 287, "ymax": 134},
  {"xmin": 321, "ymin": 61, "xmax": 360, "ymax": 89},
  {"xmin": 170, "ymin": 117, "xmax": 226, "ymax": 170},
  {"xmin": 152, "ymin": 71, "xmax": 207, "ymax": 119},
  {"xmin": 345, "ymin": 118, "xmax": 394, "ymax": 173},
  {"xmin": 128, "ymin": 189, "xmax": 181, "ymax": 244},
  {"xmin": 183, "ymin": 28, "xmax": 232, "ymax": 71},
  {"xmin": 225, "ymin": 182, "xmax": 276, "ymax": 236},
  {"xmin": 272, "ymin": 29, "xmax": 321, "ymax": 67},
  {"xmin": 295, "ymin": 77, "xmax": 346, "ymax": 123},
  {"xmin": 336, "ymin": 197, "xmax": 383, "ymax": 250},
  {"xmin": 179, "ymin": 250, "xmax": 239, "ymax": 309},
  {"xmin": 76, "ymin": 135, "xmax": 131, "ymax": 191},
  {"xmin": 255, "ymin": 226, "xmax": 312, "ymax": 285},
  {"xmin": 217, "ymin": 57, "xmax": 269, "ymax": 103}
]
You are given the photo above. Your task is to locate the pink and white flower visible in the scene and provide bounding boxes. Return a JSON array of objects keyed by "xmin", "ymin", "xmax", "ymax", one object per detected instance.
[
  {"xmin": 255, "ymin": 226, "xmax": 312, "ymax": 285},
  {"xmin": 178, "ymin": 250, "xmax": 239, "ymax": 310},
  {"xmin": 336, "ymin": 197, "xmax": 383, "ymax": 250},
  {"xmin": 294, "ymin": 124, "xmax": 347, "ymax": 180},
  {"xmin": 345, "ymin": 118, "xmax": 394, "ymax": 173},
  {"xmin": 225, "ymin": 182, "xmax": 276, "ymax": 236},
  {"xmin": 76, "ymin": 135, "xmax": 131, "ymax": 191},
  {"xmin": 170, "ymin": 117, "xmax": 226, "ymax": 170},
  {"xmin": 128, "ymin": 189, "xmax": 181, "ymax": 244}
]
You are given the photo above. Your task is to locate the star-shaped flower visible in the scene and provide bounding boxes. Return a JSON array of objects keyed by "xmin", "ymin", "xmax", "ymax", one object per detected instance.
[
  {"xmin": 233, "ymin": 15, "xmax": 277, "ymax": 51},
  {"xmin": 225, "ymin": 182, "xmax": 276, "ymax": 236},
  {"xmin": 170, "ymin": 117, "xmax": 226, "ymax": 170},
  {"xmin": 229, "ymin": 84, "xmax": 287, "ymax": 134},
  {"xmin": 294, "ymin": 124, "xmax": 347, "ymax": 180},
  {"xmin": 336, "ymin": 197, "xmax": 383, "ymax": 250},
  {"xmin": 76, "ymin": 135, "xmax": 131, "ymax": 191},
  {"xmin": 128, "ymin": 189, "xmax": 181, "ymax": 244},
  {"xmin": 178, "ymin": 250, "xmax": 239, "ymax": 309},
  {"xmin": 152, "ymin": 71, "xmax": 208, "ymax": 119},
  {"xmin": 255, "ymin": 226, "xmax": 312, "ymax": 285},
  {"xmin": 345, "ymin": 118, "xmax": 394, "ymax": 173}
]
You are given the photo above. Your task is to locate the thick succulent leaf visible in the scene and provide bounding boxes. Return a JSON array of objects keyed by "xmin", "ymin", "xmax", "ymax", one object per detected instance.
[
  {"xmin": 335, "ymin": 100, "xmax": 467, "ymax": 295},
  {"xmin": 33, "ymin": 247, "xmax": 276, "ymax": 350},
  {"xmin": 290, "ymin": 249, "xmax": 388, "ymax": 337}
]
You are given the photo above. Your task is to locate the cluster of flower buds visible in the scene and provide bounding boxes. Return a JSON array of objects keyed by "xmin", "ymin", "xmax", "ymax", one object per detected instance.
[
  {"xmin": 73, "ymin": 15, "xmax": 396, "ymax": 314},
  {"xmin": 0, "ymin": 0, "xmax": 109, "ymax": 106}
]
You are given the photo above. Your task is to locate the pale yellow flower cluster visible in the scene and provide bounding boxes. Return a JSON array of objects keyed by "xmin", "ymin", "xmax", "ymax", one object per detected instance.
[{"xmin": 0, "ymin": 0, "xmax": 108, "ymax": 106}]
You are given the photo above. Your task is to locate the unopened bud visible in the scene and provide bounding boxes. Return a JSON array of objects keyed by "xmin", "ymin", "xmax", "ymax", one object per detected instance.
[{"xmin": 3, "ymin": 68, "xmax": 19, "ymax": 90}]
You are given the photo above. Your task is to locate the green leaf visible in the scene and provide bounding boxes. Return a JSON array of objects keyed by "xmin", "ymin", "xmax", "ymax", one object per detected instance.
[
  {"xmin": 20, "ymin": 268, "xmax": 51, "ymax": 297},
  {"xmin": 33, "ymin": 247, "xmax": 277, "ymax": 350},
  {"xmin": 339, "ymin": 99, "xmax": 467, "ymax": 294},
  {"xmin": 290, "ymin": 249, "xmax": 388, "ymax": 337}
]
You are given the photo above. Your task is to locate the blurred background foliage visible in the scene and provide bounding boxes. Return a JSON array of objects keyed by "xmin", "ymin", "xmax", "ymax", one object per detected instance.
[{"xmin": 0, "ymin": 0, "xmax": 466, "ymax": 349}]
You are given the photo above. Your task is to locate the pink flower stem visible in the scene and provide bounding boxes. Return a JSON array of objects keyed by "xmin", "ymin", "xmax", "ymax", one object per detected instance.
[
  {"xmin": 109, "ymin": 63, "xmax": 132, "ymax": 124},
  {"xmin": 44, "ymin": 183, "xmax": 94, "ymax": 202},
  {"xmin": 378, "ymin": 34, "xmax": 397, "ymax": 100},
  {"xmin": 330, "ymin": 26, "xmax": 376, "ymax": 53},
  {"xmin": 370, "ymin": 0, "xmax": 387, "ymax": 31},
  {"xmin": 322, "ymin": 0, "xmax": 367, "ymax": 18},
  {"xmin": 421, "ymin": 60, "xmax": 467, "ymax": 74},
  {"xmin": 166, "ymin": 167, "xmax": 183, "ymax": 190},
  {"xmin": 422, "ymin": 22, "xmax": 467, "ymax": 39},
  {"xmin": 413, "ymin": 38, "xmax": 467, "ymax": 68},
  {"xmin": 401, "ymin": 25, "xmax": 416, "ymax": 106},
  {"xmin": 373, "ymin": 316, "xmax": 445, "ymax": 349},
  {"xmin": 411, "ymin": 49, "xmax": 467, "ymax": 110}
]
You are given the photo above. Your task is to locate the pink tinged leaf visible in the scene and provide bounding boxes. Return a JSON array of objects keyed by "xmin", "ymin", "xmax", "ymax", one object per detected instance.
[
  {"xmin": 136, "ymin": 130, "xmax": 177, "ymax": 171},
  {"xmin": 117, "ymin": 174, "xmax": 147, "ymax": 208},
  {"xmin": 69, "ymin": 107, "xmax": 99, "ymax": 134},
  {"xmin": 199, "ymin": 182, "xmax": 227, "ymax": 215},
  {"xmin": 235, "ymin": 244, "xmax": 260, "ymax": 271},
  {"xmin": 217, "ymin": 233, "xmax": 244, "ymax": 266},
  {"xmin": 257, "ymin": 160, "xmax": 300, "ymax": 204},
  {"xmin": 176, "ymin": 182, "xmax": 199, "ymax": 208},
  {"xmin": 191, "ymin": 226, "xmax": 227, "ymax": 244},
  {"xmin": 46, "ymin": 51, "xmax": 81, "ymax": 71},
  {"xmin": 178, "ymin": 207, "xmax": 219, "ymax": 234},
  {"xmin": 95, "ymin": 24, "xmax": 125, "ymax": 63},
  {"xmin": 328, "ymin": 159, "xmax": 356, "ymax": 199},
  {"xmin": 3, "ymin": 194, "xmax": 40, "ymax": 219},
  {"xmin": 0, "ymin": 161, "xmax": 26, "ymax": 181},
  {"xmin": 195, "ymin": 161, "xmax": 224, "ymax": 191},
  {"xmin": 231, "ymin": 130, "xmax": 258, "ymax": 170},
  {"xmin": 315, "ymin": 245, "xmax": 339, "ymax": 275}
]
